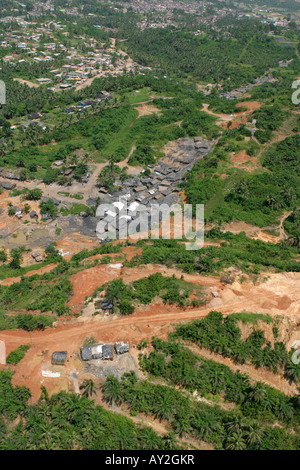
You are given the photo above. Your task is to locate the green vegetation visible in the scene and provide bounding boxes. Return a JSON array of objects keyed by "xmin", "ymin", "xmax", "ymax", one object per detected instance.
[
  {"xmin": 0, "ymin": 243, "xmax": 124, "ymax": 324},
  {"xmin": 284, "ymin": 209, "xmax": 300, "ymax": 248},
  {"xmin": 6, "ymin": 345, "xmax": 30, "ymax": 365},
  {"xmin": 9, "ymin": 248, "xmax": 24, "ymax": 270},
  {"xmin": 60, "ymin": 203, "xmax": 94, "ymax": 217},
  {"xmin": 0, "ymin": 268, "xmax": 70, "ymax": 316},
  {"xmin": 128, "ymin": 145, "xmax": 156, "ymax": 166},
  {"xmin": 139, "ymin": 337, "xmax": 300, "ymax": 423},
  {"xmin": 173, "ymin": 311, "xmax": 300, "ymax": 381},
  {"xmin": 91, "ymin": 273, "xmax": 205, "ymax": 314},
  {"xmin": 0, "ymin": 1, "xmax": 299, "ymax": 452},
  {"xmin": 102, "ymin": 336, "xmax": 300, "ymax": 450},
  {"xmin": 23, "ymin": 189, "xmax": 43, "ymax": 201},
  {"xmin": 0, "ymin": 314, "xmax": 55, "ymax": 331},
  {"xmin": 183, "ymin": 132, "xmax": 300, "ymax": 227},
  {"xmin": 253, "ymin": 105, "xmax": 288, "ymax": 131},
  {"xmin": 229, "ymin": 312, "xmax": 274, "ymax": 324},
  {"xmin": 39, "ymin": 199, "xmax": 58, "ymax": 219},
  {"xmin": 130, "ymin": 234, "xmax": 299, "ymax": 275},
  {"xmin": 0, "ymin": 370, "xmax": 177, "ymax": 450},
  {"xmin": 126, "ymin": 22, "xmax": 295, "ymax": 88}
]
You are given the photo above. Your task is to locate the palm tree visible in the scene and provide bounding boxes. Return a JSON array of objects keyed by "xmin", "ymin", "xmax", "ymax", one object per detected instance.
[
  {"xmin": 265, "ymin": 195, "xmax": 282, "ymax": 210},
  {"xmin": 138, "ymin": 427, "xmax": 162, "ymax": 450},
  {"xmin": 248, "ymin": 383, "xmax": 266, "ymax": 404},
  {"xmin": 285, "ymin": 362, "xmax": 300, "ymax": 383},
  {"xmin": 281, "ymin": 188, "xmax": 296, "ymax": 205},
  {"xmin": 172, "ymin": 412, "xmax": 191, "ymax": 437},
  {"xmin": 225, "ymin": 415, "xmax": 247, "ymax": 434},
  {"xmin": 286, "ymin": 234, "xmax": 300, "ymax": 250},
  {"xmin": 276, "ymin": 400, "xmax": 293, "ymax": 420},
  {"xmin": 231, "ymin": 180, "xmax": 249, "ymax": 199},
  {"xmin": 245, "ymin": 422, "xmax": 263, "ymax": 448},
  {"xmin": 39, "ymin": 386, "xmax": 49, "ymax": 402},
  {"xmin": 37, "ymin": 419, "xmax": 60, "ymax": 450},
  {"xmin": 80, "ymin": 379, "xmax": 96, "ymax": 398},
  {"xmin": 62, "ymin": 428, "xmax": 78, "ymax": 450},
  {"xmin": 102, "ymin": 375, "xmax": 121, "ymax": 405},
  {"xmin": 70, "ymin": 154, "xmax": 78, "ymax": 165},
  {"xmin": 162, "ymin": 431, "xmax": 177, "ymax": 450},
  {"xmin": 225, "ymin": 430, "xmax": 247, "ymax": 450},
  {"xmin": 83, "ymin": 153, "xmax": 89, "ymax": 164},
  {"xmin": 153, "ymin": 394, "xmax": 173, "ymax": 421}
]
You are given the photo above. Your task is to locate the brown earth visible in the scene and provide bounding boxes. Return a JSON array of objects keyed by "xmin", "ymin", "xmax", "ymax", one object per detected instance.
[
  {"xmin": 134, "ymin": 103, "xmax": 160, "ymax": 118},
  {"xmin": 13, "ymin": 78, "xmax": 39, "ymax": 88},
  {"xmin": 202, "ymin": 101, "xmax": 262, "ymax": 130},
  {"xmin": 0, "ymin": 264, "xmax": 299, "ymax": 401},
  {"xmin": 230, "ymin": 150, "xmax": 260, "ymax": 172}
]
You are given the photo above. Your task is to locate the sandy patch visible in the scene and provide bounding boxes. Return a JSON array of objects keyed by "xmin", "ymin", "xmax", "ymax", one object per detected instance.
[
  {"xmin": 134, "ymin": 103, "xmax": 160, "ymax": 118},
  {"xmin": 13, "ymin": 78, "xmax": 40, "ymax": 88}
]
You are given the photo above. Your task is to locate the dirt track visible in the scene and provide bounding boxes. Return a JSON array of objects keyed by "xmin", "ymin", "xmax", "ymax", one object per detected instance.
[
  {"xmin": 0, "ymin": 266, "xmax": 299, "ymax": 400},
  {"xmin": 202, "ymin": 101, "xmax": 262, "ymax": 130}
]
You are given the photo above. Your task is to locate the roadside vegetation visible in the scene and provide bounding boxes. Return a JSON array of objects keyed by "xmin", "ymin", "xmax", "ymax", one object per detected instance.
[
  {"xmin": 129, "ymin": 234, "xmax": 299, "ymax": 275},
  {"xmin": 90, "ymin": 273, "xmax": 206, "ymax": 315}
]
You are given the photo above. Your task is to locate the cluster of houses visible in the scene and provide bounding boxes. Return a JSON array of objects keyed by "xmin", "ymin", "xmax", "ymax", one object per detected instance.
[
  {"xmin": 80, "ymin": 341, "xmax": 130, "ymax": 362},
  {"xmin": 0, "ymin": 16, "xmax": 151, "ymax": 92},
  {"xmin": 96, "ymin": 136, "xmax": 213, "ymax": 241},
  {"xmin": 1, "ymin": 3, "xmax": 297, "ymax": 98},
  {"xmin": 63, "ymin": 92, "xmax": 113, "ymax": 114},
  {"xmin": 51, "ymin": 341, "xmax": 130, "ymax": 365}
]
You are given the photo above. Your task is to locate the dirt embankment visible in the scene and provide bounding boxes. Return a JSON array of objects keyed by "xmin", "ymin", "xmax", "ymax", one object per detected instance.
[
  {"xmin": 202, "ymin": 101, "xmax": 262, "ymax": 129},
  {"xmin": 185, "ymin": 342, "xmax": 298, "ymax": 396},
  {"xmin": 0, "ymin": 263, "xmax": 58, "ymax": 286},
  {"xmin": 230, "ymin": 150, "xmax": 260, "ymax": 173},
  {"xmin": 0, "ymin": 265, "xmax": 299, "ymax": 401}
]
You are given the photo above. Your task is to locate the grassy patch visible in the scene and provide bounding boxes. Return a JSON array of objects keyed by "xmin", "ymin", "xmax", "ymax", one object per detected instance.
[
  {"xmin": 6, "ymin": 345, "xmax": 30, "ymax": 365},
  {"xmin": 229, "ymin": 312, "xmax": 274, "ymax": 324}
]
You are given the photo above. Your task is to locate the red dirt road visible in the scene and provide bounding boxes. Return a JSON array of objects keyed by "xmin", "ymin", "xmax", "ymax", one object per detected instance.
[
  {"xmin": 0, "ymin": 285, "xmax": 296, "ymax": 401},
  {"xmin": 0, "ymin": 255, "xmax": 299, "ymax": 401}
]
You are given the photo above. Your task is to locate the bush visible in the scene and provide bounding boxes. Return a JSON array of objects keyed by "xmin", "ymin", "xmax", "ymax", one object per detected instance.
[
  {"xmin": 6, "ymin": 345, "xmax": 30, "ymax": 365},
  {"xmin": 0, "ymin": 250, "xmax": 7, "ymax": 263},
  {"xmin": 119, "ymin": 300, "xmax": 135, "ymax": 315},
  {"xmin": 15, "ymin": 314, "xmax": 55, "ymax": 331},
  {"xmin": 23, "ymin": 188, "xmax": 43, "ymax": 201}
]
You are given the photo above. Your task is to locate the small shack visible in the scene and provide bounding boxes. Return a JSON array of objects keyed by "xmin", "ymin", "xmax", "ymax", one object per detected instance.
[
  {"xmin": 102, "ymin": 344, "xmax": 114, "ymax": 361},
  {"xmin": 80, "ymin": 345, "xmax": 93, "ymax": 361},
  {"xmin": 101, "ymin": 299, "xmax": 114, "ymax": 312},
  {"xmin": 115, "ymin": 341, "xmax": 130, "ymax": 355},
  {"xmin": 51, "ymin": 351, "xmax": 67, "ymax": 365},
  {"xmin": 81, "ymin": 343, "xmax": 113, "ymax": 361}
]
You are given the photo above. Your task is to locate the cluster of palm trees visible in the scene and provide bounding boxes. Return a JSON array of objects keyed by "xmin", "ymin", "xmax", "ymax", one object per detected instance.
[
  {"xmin": 102, "ymin": 370, "xmax": 299, "ymax": 450},
  {"xmin": 224, "ymin": 418, "xmax": 264, "ymax": 450},
  {"xmin": 0, "ymin": 371, "xmax": 173, "ymax": 450},
  {"xmin": 139, "ymin": 338, "xmax": 300, "ymax": 436},
  {"xmin": 175, "ymin": 313, "xmax": 300, "ymax": 383}
]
